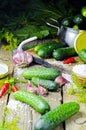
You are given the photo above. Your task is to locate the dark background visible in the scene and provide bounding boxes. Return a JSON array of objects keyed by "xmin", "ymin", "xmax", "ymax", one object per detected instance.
[
  {"xmin": 69, "ymin": 0, "xmax": 86, "ymax": 8},
  {"xmin": 0, "ymin": 0, "xmax": 86, "ymax": 14},
  {"xmin": 0, "ymin": 0, "xmax": 86, "ymax": 29},
  {"xmin": 0, "ymin": 0, "xmax": 86, "ymax": 45}
]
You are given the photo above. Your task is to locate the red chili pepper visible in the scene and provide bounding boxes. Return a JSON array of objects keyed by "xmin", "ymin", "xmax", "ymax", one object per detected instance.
[
  {"xmin": 0, "ymin": 83, "xmax": 9, "ymax": 97},
  {"xmin": 12, "ymin": 86, "xmax": 19, "ymax": 92},
  {"xmin": 63, "ymin": 57, "xmax": 75, "ymax": 64}
]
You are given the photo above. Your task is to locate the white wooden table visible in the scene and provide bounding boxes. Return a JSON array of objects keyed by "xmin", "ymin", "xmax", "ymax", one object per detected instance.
[{"xmin": 0, "ymin": 41, "xmax": 86, "ymax": 130}]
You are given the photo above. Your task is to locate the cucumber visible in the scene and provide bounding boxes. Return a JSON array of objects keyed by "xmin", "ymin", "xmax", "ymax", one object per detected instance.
[
  {"xmin": 53, "ymin": 47, "xmax": 77, "ymax": 60},
  {"xmin": 61, "ymin": 17, "xmax": 72, "ymax": 27},
  {"xmin": 22, "ymin": 67, "xmax": 61, "ymax": 80},
  {"xmin": 73, "ymin": 14, "xmax": 83, "ymax": 25},
  {"xmin": 34, "ymin": 102, "xmax": 80, "ymax": 130},
  {"xmin": 13, "ymin": 90, "xmax": 50, "ymax": 114},
  {"xmin": 34, "ymin": 40, "xmax": 55, "ymax": 53},
  {"xmin": 37, "ymin": 42, "xmax": 65, "ymax": 58},
  {"xmin": 32, "ymin": 77, "xmax": 58, "ymax": 91},
  {"xmin": 78, "ymin": 49, "xmax": 86, "ymax": 63}
]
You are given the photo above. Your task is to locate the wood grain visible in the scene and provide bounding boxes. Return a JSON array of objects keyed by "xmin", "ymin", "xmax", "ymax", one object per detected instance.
[{"xmin": 0, "ymin": 41, "xmax": 86, "ymax": 130}]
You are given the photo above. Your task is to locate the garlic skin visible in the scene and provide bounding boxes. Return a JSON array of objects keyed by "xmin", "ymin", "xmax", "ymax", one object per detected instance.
[
  {"xmin": 38, "ymin": 84, "xmax": 48, "ymax": 96},
  {"xmin": 12, "ymin": 49, "xmax": 33, "ymax": 65},
  {"xmin": 27, "ymin": 81, "xmax": 38, "ymax": 95},
  {"xmin": 55, "ymin": 76, "xmax": 69, "ymax": 87},
  {"xmin": 12, "ymin": 36, "xmax": 37, "ymax": 66}
]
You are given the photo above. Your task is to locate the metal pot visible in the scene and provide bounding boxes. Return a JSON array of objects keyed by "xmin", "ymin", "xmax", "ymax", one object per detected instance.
[
  {"xmin": 46, "ymin": 19, "xmax": 81, "ymax": 47},
  {"xmin": 58, "ymin": 26, "xmax": 80, "ymax": 47}
]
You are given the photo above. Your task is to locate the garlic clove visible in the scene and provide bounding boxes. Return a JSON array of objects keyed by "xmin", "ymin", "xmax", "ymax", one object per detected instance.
[
  {"xmin": 55, "ymin": 76, "xmax": 69, "ymax": 87},
  {"xmin": 12, "ymin": 49, "xmax": 33, "ymax": 66},
  {"xmin": 27, "ymin": 82, "xmax": 38, "ymax": 95},
  {"xmin": 38, "ymin": 84, "xmax": 48, "ymax": 96}
]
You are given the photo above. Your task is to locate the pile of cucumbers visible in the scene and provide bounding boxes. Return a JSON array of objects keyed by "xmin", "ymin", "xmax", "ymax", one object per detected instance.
[
  {"xmin": 34, "ymin": 40, "xmax": 77, "ymax": 60},
  {"xmin": 59, "ymin": 6, "xmax": 86, "ymax": 30},
  {"xmin": 22, "ymin": 67, "xmax": 61, "ymax": 91},
  {"xmin": 13, "ymin": 66, "xmax": 80, "ymax": 130},
  {"xmin": 60, "ymin": 14, "xmax": 84, "ymax": 29},
  {"xmin": 34, "ymin": 40, "xmax": 65, "ymax": 58},
  {"xmin": 14, "ymin": 90, "xmax": 80, "ymax": 130}
]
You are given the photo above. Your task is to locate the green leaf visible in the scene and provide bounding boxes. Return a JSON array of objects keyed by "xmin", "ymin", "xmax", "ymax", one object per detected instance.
[{"xmin": 31, "ymin": 30, "xmax": 49, "ymax": 39}]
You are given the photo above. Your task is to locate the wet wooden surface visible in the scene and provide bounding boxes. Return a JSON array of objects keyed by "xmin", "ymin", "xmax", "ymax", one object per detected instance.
[{"xmin": 0, "ymin": 41, "xmax": 86, "ymax": 130}]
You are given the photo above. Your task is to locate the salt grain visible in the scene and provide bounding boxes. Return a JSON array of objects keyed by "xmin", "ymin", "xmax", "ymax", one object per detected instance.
[
  {"xmin": 7, "ymin": 99, "xmax": 23, "ymax": 111},
  {"xmin": 72, "ymin": 64, "xmax": 86, "ymax": 77}
]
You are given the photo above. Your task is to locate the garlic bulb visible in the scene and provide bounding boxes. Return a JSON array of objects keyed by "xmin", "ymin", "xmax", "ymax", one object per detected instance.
[{"xmin": 12, "ymin": 36, "xmax": 37, "ymax": 67}]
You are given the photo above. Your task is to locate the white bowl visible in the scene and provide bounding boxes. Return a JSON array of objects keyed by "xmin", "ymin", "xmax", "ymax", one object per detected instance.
[
  {"xmin": 72, "ymin": 64, "xmax": 86, "ymax": 87},
  {"xmin": 0, "ymin": 63, "xmax": 8, "ymax": 78}
]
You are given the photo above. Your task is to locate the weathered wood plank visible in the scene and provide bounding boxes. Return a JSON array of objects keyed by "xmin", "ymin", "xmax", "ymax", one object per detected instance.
[
  {"xmin": 6, "ymin": 98, "xmax": 33, "ymax": 130},
  {"xmin": 0, "ymin": 46, "xmax": 14, "ymax": 125},
  {"xmin": 0, "ymin": 42, "xmax": 63, "ymax": 130},
  {"xmin": 63, "ymin": 87, "xmax": 86, "ymax": 130},
  {"xmin": 32, "ymin": 92, "xmax": 63, "ymax": 130},
  {"xmin": 1, "ymin": 41, "xmax": 86, "ymax": 130},
  {"xmin": 5, "ymin": 65, "xmax": 64, "ymax": 130},
  {"xmin": 26, "ymin": 46, "xmax": 85, "ymax": 129},
  {"xmin": 7, "ymin": 91, "xmax": 63, "ymax": 130}
]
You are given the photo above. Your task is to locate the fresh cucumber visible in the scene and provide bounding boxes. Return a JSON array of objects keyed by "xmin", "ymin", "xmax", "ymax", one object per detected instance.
[
  {"xmin": 34, "ymin": 102, "xmax": 80, "ymax": 130},
  {"xmin": 22, "ymin": 67, "xmax": 61, "ymax": 80},
  {"xmin": 13, "ymin": 90, "xmax": 50, "ymax": 114},
  {"xmin": 53, "ymin": 47, "xmax": 77, "ymax": 60},
  {"xmin": 31, "ymin": 77, "xmax": 58, "ymax": 91},
  {"xmin": 61, "ymin": 17, "xmax": 72, "ymax": 27},
  {"xmin": 78, "ymin": 49, "xmax": 86, "ymax": 63},
  {"xmin": 37, "ymin": 42, "xmax": 65, "ymax": 58},
  {"xmin": 34, "ymin": 40, "xmax": 55, "ymax": 53}
]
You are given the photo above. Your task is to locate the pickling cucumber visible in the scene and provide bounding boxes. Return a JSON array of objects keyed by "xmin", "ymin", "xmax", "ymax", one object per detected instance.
[
  {"xmin": 13, "ymin": 90, "xmax": 50, "ymax": 114},
  {"xmin": 32, "ymin": 77, "xmax": 58, "ymax": 91},
  {"xmin": 53, "ymin": 47, "xmax": 77, "ymax": 60},
  {"xmin": 22, "ymin": 67, "xmax": 61, "ymax": 80},
  {"xmin": 37, "ymin": 42, "xmax": 65, "ymax": 58},
  {"xmin": 34, "ymin": 40, "xmax": 64, "ymax": 53},
  {"xmin": 78, "ymin": 49, "xmax": 86, "ymax": 63},
  {"xmin": 34, "ymin": 40, "xmax": 56, "ymax": 53},
  {"xmin": 34, "ymin": 102, "xmax": 80, "ymax": 130}
]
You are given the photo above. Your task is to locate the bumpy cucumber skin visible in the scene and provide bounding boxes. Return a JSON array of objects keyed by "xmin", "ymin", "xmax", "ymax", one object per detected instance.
[
  {"xmin": 37, "ymin": 42, "xmax": 65, "ymax": 58},
  {"xmin": 34, "ymin": 40, "xmax": 56, "ymax": 53},
  {"xmin": 34, "ymin": 102, "xmax": 80, "ymax": 130},
  {"xmin": 32, "ymin": 77, "xmax": 58, "ymax": 91},
  {"xmin": 13, "ymin": 90, "xmax": 50, "ymax": 114},
  {"xmin": 78, "ymin": 49, "xmax": 86, "ymax": 63},
  {"xmin": 53, "ymin": 47, "xmax": 77, "ymax": 60},
  {"xmin": 22, "ymin": 67, "xmax": 61, "ymax": 80}
]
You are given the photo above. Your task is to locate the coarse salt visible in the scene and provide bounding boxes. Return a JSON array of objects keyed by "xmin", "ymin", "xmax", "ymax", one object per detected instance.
[
  {"xmin": 7, "ymin": 99, "xmax": 23, "ymax": 111},
  {"xmin": 72, "ymin": 64, "xmax": 86, "ymax": 77}
]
